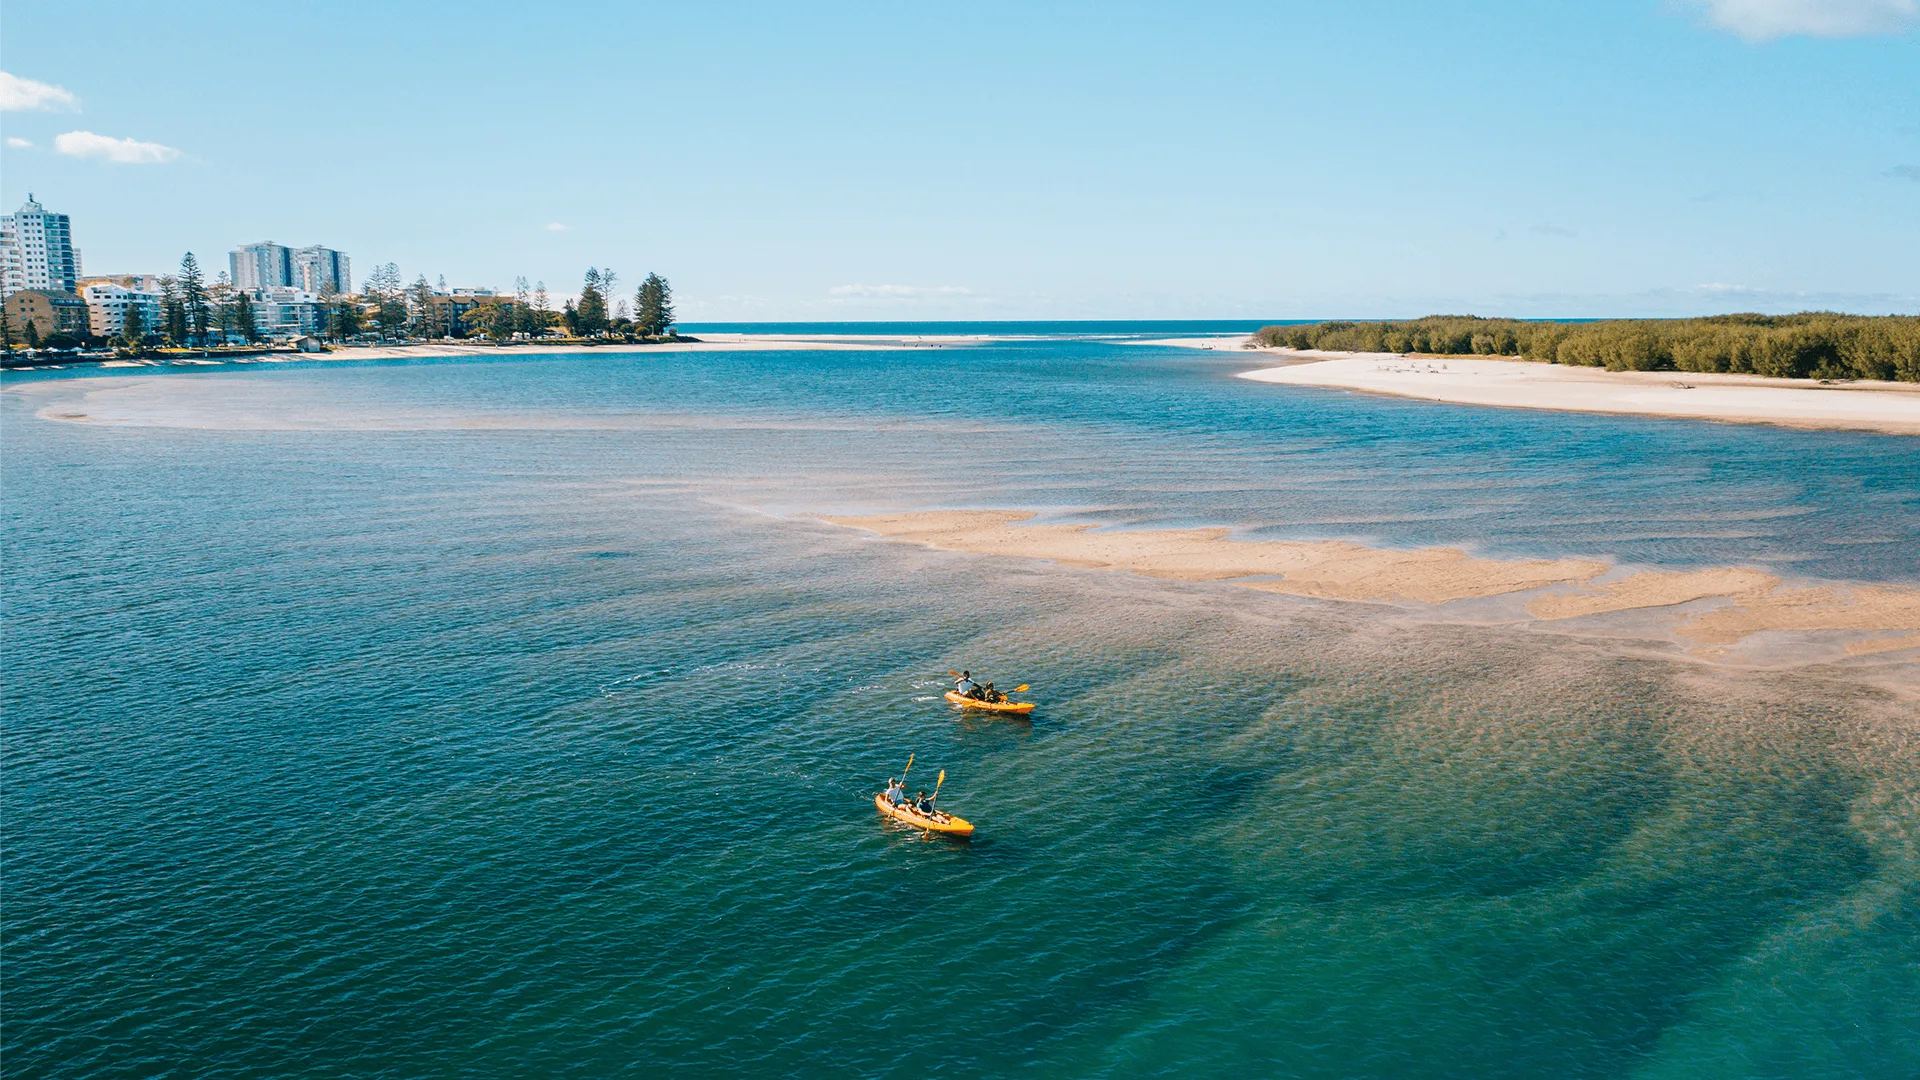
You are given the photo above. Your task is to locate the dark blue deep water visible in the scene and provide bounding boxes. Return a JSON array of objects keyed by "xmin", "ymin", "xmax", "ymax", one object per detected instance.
[{"xmin": 5, "ymin": 338, "xmax": 1917, "ymax": 1078}]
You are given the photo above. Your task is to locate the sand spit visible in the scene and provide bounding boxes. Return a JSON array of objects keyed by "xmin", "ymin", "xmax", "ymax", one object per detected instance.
[
  {"xmin": 817, "ymin": 510, "xmax": 1920, "ymax": 659},
  {"xmin": 319, "ymin": 334, "xmax": 991, "ymax": 362},
  {"xmin": 1237, "ymin": 353, "xmax": 1920, "ymax": 435}
]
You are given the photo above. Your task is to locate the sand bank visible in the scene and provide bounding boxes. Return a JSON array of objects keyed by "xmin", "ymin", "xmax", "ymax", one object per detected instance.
[
  {"xmin": 316, "ymin": 333, "xmax": 990, "ymax": 362},
  {"xmin": 1123, "ymin": 334, "xmax": 1258, "ymax": 351},
  {"xmin": 817, "ymin": 510, "xmax": 1920, "ymax": 661},
  {"xmin": 1237, "ymin": 352, "xmax": 1920, "ymax": 435}
]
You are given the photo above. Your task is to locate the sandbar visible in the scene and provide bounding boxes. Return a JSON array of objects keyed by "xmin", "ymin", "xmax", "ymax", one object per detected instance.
[
  {"xmin": 817, "ymin": 510, "xmax": 1920, "ymax": 659},
  {"xmin": 308, "ymin": 333, "xmax": 991, "ymax": 362},
  {"xmin": 1236, "ymin": 351, "xmax": 1920, "ymax": 435}
]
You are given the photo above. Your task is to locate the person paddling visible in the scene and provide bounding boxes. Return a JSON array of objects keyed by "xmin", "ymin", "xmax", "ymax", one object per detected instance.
[
  {"xmin": 885, "ymin": 778, "xmax": 906, "ymax": 806},
  {"xmin": 955, "ymin": 670, "xmax": 980, "ymax": 698}
]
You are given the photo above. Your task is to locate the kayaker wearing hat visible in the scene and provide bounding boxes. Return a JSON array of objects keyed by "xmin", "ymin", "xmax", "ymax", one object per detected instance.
[{"xmin": 884, "ymin": 778, "xmax": 906, "ymax": 806}]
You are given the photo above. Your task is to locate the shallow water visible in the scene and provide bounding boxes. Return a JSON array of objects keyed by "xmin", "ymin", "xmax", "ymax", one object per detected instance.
[{"xmin": 5, "ymin": 339, "xmax": 1917, "ymax": 1078}]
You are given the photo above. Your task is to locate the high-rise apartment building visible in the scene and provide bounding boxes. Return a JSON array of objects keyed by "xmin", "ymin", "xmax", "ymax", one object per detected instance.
[
  {"xmin": 231, "ymin": 242, "xmax": 351, "ymax": 294},
  {"xmin": 1, "ymin": 194, "xmax": 78, "ymax": 295},
  {"xmin": 230, "ymin": 242, "xmax": 294, "ymax": 290},
  {"xmin": 0, "ymin": 218, "xmax": 23, "ymax": 296},
  {"xmin": 292, "ymin": 245, "xmax": 351, "ymax": 295}
]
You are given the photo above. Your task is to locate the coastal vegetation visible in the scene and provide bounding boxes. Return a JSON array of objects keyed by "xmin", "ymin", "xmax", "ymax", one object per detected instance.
[{"xmin": 1254, "ymin": 314, "xmax": 1920, "ymax": 382}]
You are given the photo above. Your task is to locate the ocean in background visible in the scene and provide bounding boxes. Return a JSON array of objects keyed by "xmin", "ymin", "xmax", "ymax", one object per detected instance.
[{"xmin": 5, "ymin": 334, "xmax": 1917, "ymax": 1078}]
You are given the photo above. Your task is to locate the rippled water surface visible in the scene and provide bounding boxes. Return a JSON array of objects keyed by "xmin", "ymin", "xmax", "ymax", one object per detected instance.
[{"xmin": 5, "ymin": 339, "xmax": 1917, "ymax": 1078}]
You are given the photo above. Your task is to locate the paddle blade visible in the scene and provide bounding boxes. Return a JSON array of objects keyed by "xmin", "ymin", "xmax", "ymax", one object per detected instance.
[
  {"xmin": 1013, "ymin": 684, "xmax": 1029, "ymax": 693},
  {"xmin": 937, "ymin": 769, "xmax": 946, "ymax": 786},
  {"xmin": 948, "ymin": 670, "xmax": 960, "ymax": 677}
]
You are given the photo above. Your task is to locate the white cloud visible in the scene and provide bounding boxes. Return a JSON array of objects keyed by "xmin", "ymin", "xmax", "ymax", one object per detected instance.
[
  {"xmin": 828, "ymin": 283, "xmax": 976, "ymax": 300},
  {"xmin": 544, "ymin": 222, "xmax": 570, "ymax": 231},
  {"xmin": 5, "ymin": 136, "xmax": 31, "ymax": 148},
  {"xmin": 53, "ymin": 130, "xmax": 182, "ymax": 164},
  {"xmin": 0, "ymin": 71, "xmax": 77, "ymax": 111},
  {"xmin": 1688, "ymin": 0, "xmax": 1918, "ymax": 40}
]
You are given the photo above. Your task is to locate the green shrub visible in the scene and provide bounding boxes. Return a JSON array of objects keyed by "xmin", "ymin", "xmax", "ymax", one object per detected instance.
[{"xmin": 1253, "ymin": 314, "xmax": 1920, "ymax": 383}]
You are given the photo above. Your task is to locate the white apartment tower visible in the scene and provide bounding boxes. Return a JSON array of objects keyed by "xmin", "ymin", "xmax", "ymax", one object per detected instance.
[
  {"xmin": 293, "ymin": 245, "xmax": 351, "ymax": 295},
  {"xmin": 1, "ymin": 194, "xmax": 78, "ymax": 295},
  {"xmin": 230, "ymin": 242, "xmax": 294, "ymax": 290}
]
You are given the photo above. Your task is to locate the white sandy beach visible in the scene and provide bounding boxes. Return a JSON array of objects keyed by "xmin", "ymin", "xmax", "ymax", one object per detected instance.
[{"xmin": 1234, "ymin": 350, "xmax": 1920, "ymax": 435}]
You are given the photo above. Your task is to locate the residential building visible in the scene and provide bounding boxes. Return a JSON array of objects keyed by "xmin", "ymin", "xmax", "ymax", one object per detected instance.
[
  {"xmin": 230, "ymin": 242, "xmax": 293, "ymax": 290},
  {"xmin": 424, "ymin": 291, "xmax": 510, "ymax": 335},
  {"xmin": 292, "ymin": 246, "xmax": 350, "ymax": 295},
  {"xmin": 231, "ymin": 242, "xmax": 352, "ymax": 295},
  {"xmin": 80, "ymin": 280, "xmax": 165, "ymax": 339},
  {"xmin": 1, "ymin": 194, "xmax": 79, "ymax": 294},
  {"xmin": 0, "ymin": 218, "xmax": 22, "ymax": 296},
  {"xmin": 4, "ymin": 289, "xmax": 92, "ymax": 343},
  {"xmin": 246, "ymin": 286, "xmax": 328, "ymax": 339}
]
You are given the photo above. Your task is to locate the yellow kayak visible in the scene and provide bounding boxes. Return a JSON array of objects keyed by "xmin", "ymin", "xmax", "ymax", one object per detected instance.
[
  {"xmin": 875, "ymin": 792, "xmax": 974, "ymax": 836},
  {"xmin": 944, "ymin": 690, "xmax": 1036, "ymax": 714}
]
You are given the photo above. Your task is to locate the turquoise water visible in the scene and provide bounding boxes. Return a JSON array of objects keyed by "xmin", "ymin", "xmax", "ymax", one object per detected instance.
[{"xmin": 5, "ymin": 338, "xmax": 1917, "ymax": 1078}]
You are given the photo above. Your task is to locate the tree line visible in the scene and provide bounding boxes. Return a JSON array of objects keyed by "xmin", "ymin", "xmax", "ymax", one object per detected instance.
[
  {"xmin": 1253, "ymin": 314, "xmax": 1920, "ymax": 382},
  {"xmin": 328, "ymin": 265, "xmax": 676, "ymax": 344}
]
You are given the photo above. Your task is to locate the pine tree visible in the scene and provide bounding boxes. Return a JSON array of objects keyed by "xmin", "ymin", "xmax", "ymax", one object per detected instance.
[
  {"xmin": 158, "ymin": 274, "xmax": 187, "ymax": 344},
  {"xmin": 636, "ymin": 273, "xmax": 675, "ymax": 338},
  {"xmin": 0, "ymin": 304, "xmax": 15, "ymax": 352},
  {"xmin": 179, "ymin": 252, "xmax": 211, "ymax": 345},
  {"xmin": 407, "ymin": 275, "xmax": 437, "ymax": 338},
  {"xmin": 577, "ymin": 268, "xmax": 608, "ymax": 336},
  {"xmin": 122, "ymin": 301, "xmax": 146, "ymax": 350},
  {"xmin": 562, "ymin": 299, "xmax": 581, "ymax": 337},
  {"xmin": 235, "ymin": 292, "xmax": 256, "ymax": 342},
  {"xmin": 327, "ymin": 300, "xmax": 362, "ymax": 341},
  {"xmin": 532, "ymin": 282, "xmax": 551, "ymax": 335}
]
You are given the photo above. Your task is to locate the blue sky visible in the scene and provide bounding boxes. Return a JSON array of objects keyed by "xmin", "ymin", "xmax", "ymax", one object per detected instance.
[{"xmin": 2, "ymin": 1, "xmax": 1916, "ymax": 319}]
